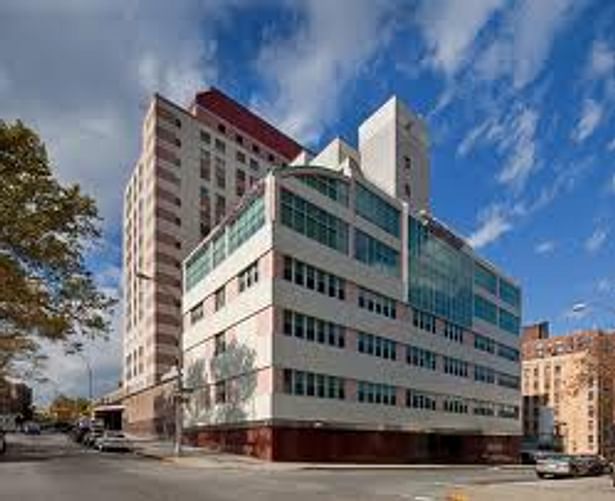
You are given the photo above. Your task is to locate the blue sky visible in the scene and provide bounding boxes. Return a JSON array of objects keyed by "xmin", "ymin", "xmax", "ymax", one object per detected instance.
[{"xmin": 1, "ymin": 0, "xmax": 614, "ymax": 401}]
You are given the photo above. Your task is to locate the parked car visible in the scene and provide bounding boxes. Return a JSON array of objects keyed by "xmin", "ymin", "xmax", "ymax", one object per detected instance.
[
  {"xmin": 94, "ymin": 431, "xmax": 132, "ymax": 452},
  {"xmin": 0, "ymin": 432, "xmax": 6, "ymax": 454},
  {"xmin": 23, "ymin": 422, "xmax": 41, "ymax": 435},
  {"xmin": 577, "ymin": 454, "xmax": 610, "ymax": 476},
  {"xmin": 536, "ymin": 454, "xmax": 588, "ymax": 478},
  {"xmin": 83, "ymin": 429, "xmax": 104, "ymax": 448}
]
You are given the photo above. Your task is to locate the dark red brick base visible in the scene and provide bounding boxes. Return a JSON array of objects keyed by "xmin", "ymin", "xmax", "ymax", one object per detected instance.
[{"xmin": 185, "ymin": 424, "xmax": 521, "ymax": 464}]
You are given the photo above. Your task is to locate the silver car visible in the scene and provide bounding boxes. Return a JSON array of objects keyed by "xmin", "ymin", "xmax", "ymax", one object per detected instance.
[
  {"xmin": 94, "ymin": 431, "xmax": 131, "ymax": 452},
  {"xmin": 536, "ymin": 454, "xmax": 586, "ymax": 478}
]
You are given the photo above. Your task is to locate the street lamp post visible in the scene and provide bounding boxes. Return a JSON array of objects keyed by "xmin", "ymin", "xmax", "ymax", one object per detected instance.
[
  {"xmin": 136, "ymin": 270, "xmax": 184, "ymax": 457},
  {"xmin": 66, "ymin": 349, "xmax": 93, "ymax": 406}
]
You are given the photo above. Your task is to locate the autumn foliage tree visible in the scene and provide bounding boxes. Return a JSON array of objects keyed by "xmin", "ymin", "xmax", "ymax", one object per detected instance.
[{"xmin": 0, "ymin": 119, "xmax": 115, "ymax": 377}]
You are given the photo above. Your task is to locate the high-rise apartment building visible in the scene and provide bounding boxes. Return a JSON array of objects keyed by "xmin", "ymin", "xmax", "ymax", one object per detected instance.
[
  {"xmin": 179, "ymin": 97, "xmax": 523, "ymax": 462},
  {"xmin": 122, "ymin": 88, "xmax": 302, "ymax": 434},
  {"xmin": 522, "ymin": 323, "xmax": 615, "ymax": 456}
]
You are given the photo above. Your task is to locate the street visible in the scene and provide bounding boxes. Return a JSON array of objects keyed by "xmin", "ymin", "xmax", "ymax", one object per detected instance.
[{"xmin": 1, "ymin": 433, "xmax": 614, "ymax": 500}]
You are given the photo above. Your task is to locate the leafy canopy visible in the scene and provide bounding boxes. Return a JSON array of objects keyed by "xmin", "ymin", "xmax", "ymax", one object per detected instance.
[{"xmin": 0, "ymin": 119, "xmax": 115, "ymax": 376}]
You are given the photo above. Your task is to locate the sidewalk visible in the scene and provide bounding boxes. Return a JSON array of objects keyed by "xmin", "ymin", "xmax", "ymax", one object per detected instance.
[{"xmin": 129, "ymin": 437, "xmax": 531, "ymax": 472}]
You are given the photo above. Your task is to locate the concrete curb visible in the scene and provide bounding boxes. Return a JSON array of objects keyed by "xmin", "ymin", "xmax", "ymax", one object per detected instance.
[{"xmin": 131, "ymin": 449, "xmax": 533, "ymax": 472}]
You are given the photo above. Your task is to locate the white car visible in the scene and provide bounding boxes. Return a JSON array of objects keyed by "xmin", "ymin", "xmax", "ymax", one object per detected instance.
[{"xmin": 94, "ymin": 431, "xmax": 132, "ymax": 452}]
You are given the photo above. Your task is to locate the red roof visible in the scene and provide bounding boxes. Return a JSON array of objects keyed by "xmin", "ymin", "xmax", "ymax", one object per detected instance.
[{"xmin": 195, "ymin": 88, "xmax": 303, "ymax": 161}]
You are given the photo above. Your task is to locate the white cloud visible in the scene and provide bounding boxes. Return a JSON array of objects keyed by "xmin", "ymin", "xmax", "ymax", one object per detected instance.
[
  {"xmin": 0, "ymin": 0, "xmax": 237, "ymax": 401},
  {"xmin": 535, "ymin": 241, "xmax": 556, "ymax": 255},
  {"xmin": 251, "ymin": 0, "xmax": 397, "ymax": 144},
  {"xmin": 467, "ymin": 206, "xmax": 512, "ymax": 249},
  {"xmin": 509, "ymin": 0, "xmax": 577, "ymax": 88},
  {"xmin": 456, "ymin": 120, "xmax": 490, "ymax": 157},
  {"xmin": 585, "ymin": 227, "xmax": 609, "ymax": 253},
  {"xmin": 588, "ymin": 40, "xmax": 615, "ymax": 79},
  {"xmin": 457, "ymin": 105, "xmax": 539, "ymax": 190},
  {"xmin": 476, "ymin": 0, "xmax": 580, "ymax": 88},
  {"xmin": 496, "ymin": 107, "xmax": 539, "ymax": 189},
  {"xmin": 418, "ymin": 0, "xmax": 504, "ymax": 76},
  {"xmin": 0, "ymin": 1, "xmax": 225, "ymax": 227},
  {"xmin": 607, "ymin": 137, "xmax": 615, "ymax": 151},
  {"xmin": 572, "ymin": 98, "xmax": 603, "ymax": 143},
  {"xmin": 596, "ymin": 278, "xmax": 615, "ymax": 294}
]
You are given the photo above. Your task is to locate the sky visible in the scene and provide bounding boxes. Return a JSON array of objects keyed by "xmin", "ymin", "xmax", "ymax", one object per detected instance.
[{"xmin": 0, "ymin": 0, "xmax": 614, "ymax": 403}]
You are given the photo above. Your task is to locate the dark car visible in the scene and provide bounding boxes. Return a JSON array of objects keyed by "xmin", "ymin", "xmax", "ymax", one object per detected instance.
[
  {"xmin": 0, "ymin": 432, "xmax": 6, "ymax": 454},
  {"xmin": 577, "ymin": 454, "xmax": 609, "ymax": 476},
  {"xmin": 23, "ymin": 422, "xmax": 41, "ymax": 435}
]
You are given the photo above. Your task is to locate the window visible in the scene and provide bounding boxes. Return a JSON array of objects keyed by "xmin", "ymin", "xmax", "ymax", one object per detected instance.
[
  {"xmin": 474, "ymin": 365, "xmax": 495, "ymax": 384},
  {"xmin": 215, "ymin": 158, "xmax": 226, "ymax": 189},
  {"xmin": 357, "ymin": 332, "xmax": 397, "ymax": 360},
  {"xmin": 444, "ymin": 322, "xmax": 464, "ymax": 343},
  {"xmin": 474, "ymin": 294, "xmax": 498, "ymax": 325},
  {"xmin": 215, "ymin": 381, "xmax": 226, "ymax": 404},
  {"xmin": 474, "ymin": 263, "xmax": 497, "ymax": 295},
  {"xmin": 200, "ymin": 130, "xmax": 211, "ymax": 143},
  {"xmin": 282, "ymin": 309, "xmax": 345, "ymax": 349},
  {"xmin": 443, "ymin": 398, "xmax": 469, "ymax": 414},
  {"xmin": 404, "ymin": 156, "xmax": 412, "ymax": 170},
  {"xmin": 413, "ymin": 310, "xmax": 436, "ymax": 333},
  {"xmin": 236, "ymin": 169, "xmax": 246, "ymax": 197},
  {"xmin": 358, "ymin": 287, "xmax": 396, "ymax": 319},
  {"xmin": 357, "ymin": 381, "xmax": 397, "ymax": 406},
  {"xmin": 408, "ymin": 215, "xmax": 474, "ymax": 328},
  {"xmin": 499, "ymin": 279, "xmax": 521, "ymax": 308},
  {"xmin": 236, "ymin": 151, "xmax": 246, "ymax": 163},
  {"xmin": 227, "ymin": 197, "xmax": 265, "ymax": 254},
  {"xmin": 499, "ymin": 308, "xmax": 520, "ymax": 335},
  {"xmin": 283, "ymin": 369, "xmax": 344, "ymax": 400},
  {"xmin": 190, "ymin": 302, "xmax": 203, "ymax": 325},
  {"xmin": 214, "ymin": 332, "xmax": 226, "ymax": 356},
  {"xmin": 217, "ymin": 124, "xmax": 226, "ymax": 134},
  {"xmin": 355, "ymin": 183, "xmax": 400, "ymax": 237},
  {"xmin": 200, "ymin": 150, "xmax": 211, "ymax": 180},
  {"xmin": 498, "ymin": 404, "xmax": 519, "ymax": 419},
  {"xmin": 215, "ymin": 138, "xmax": 226, "ymax": 153},
  {"xmin": 238, "ymin": 261, "xmax": 258, "ymax": 292},
  {"xmin": 215, "ymin": 195, "xmax": 225, "ymax": 224},
  {"xmin": 497, "ymin": 343, "xmax": 519, "ymax": 361},
  {"xmin": 474, "ymin": 402, "xmax": 495, "ymax": 417},
  {"xmin": 282, "ymin": 256, "xmax": 345, "ymax": 300},
  {"xmin": 297, "ymin": 174, "xmax": 349, "ymax": 206},
  {"xmin": 497, "ymin": 372, "xmax": 520, "ymax": 389},
  {"xmin": 214, "ymin": 286, "xmax": 225, "ymax": 311},
  {"xmin": 443, "ymin": 356, "xmax": 469, "ymax": 378},
  {"xmin": 235, "ymin": 134, "xmax": 243, "ymax": 144},
  {"xmin": 185, "ymin": 196, "xmax": 265, "ymax": 291},
  {"xmin": 406, "ymin": 390, "xmax": 437, "ymax": 411},
  {"xmin": 406, "ymin": 346, "xmax": 437, "ymax": 370},
  {"xmin": 252, "ymin": 144, "xmax": 260, "ymax": 154},
  {"xmin": 354, "ymin": 229, "xmax": 400, "ymax": 277},
  {"xmin": 249, "ymin": 158, "xmax": 259, "ymax": 170},
  {"xmin": 475, "ymin": 334, "xmax": 495, "ymax": 354},
  {"xmin": 280, "ymin": 188, "xmax": 349, "ymax": 254}
]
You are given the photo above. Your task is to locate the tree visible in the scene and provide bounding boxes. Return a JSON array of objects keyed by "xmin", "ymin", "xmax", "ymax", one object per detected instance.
[
  {"xmin": 49, "ymin": 394, "xmax": 91, "ymax": 422},
  {"xmin": 569, "ymin": 331, "xmax": 615, "ymax": 457},
  {"xmin": 0, "ymin": 119, "xmax": 115, "ymax": 377}
]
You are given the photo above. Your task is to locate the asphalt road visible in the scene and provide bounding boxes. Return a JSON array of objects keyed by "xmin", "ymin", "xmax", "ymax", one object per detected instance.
[{"xmin": 1, "ymin": 433, "xmax": 614, "ymax": 500}]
